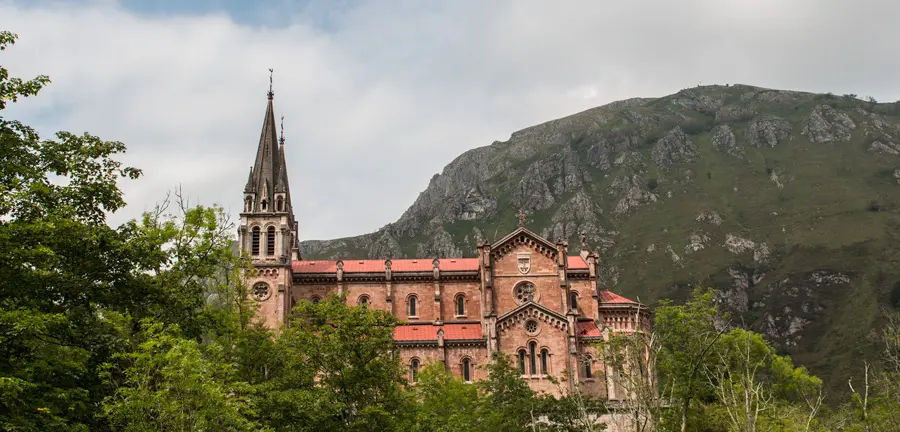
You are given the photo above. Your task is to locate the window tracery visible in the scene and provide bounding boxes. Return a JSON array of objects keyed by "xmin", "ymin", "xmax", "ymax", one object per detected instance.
[
  {"xmin": 252, "ymin": 282, "xmax": 270, "ymax": 301},
  {"xmin": 514, "ymin": 281, "xmax": 537, "ymax": 305}
]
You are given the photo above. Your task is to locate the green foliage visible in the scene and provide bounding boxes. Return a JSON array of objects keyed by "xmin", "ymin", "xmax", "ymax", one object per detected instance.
[
  {"xmin": 254, "ymin": 295, "xmax": 412, "ymax": 431},
  {"xmin": 412, "ymin": 363, "xmax": 485, "ymax": 432},
  {"xmin": 100, "ymin": 319, "xmax": 264, "ymax": 431},
  {"xmin": 654, "ymin": 288, "xmax": 725, "ymax": 430}
]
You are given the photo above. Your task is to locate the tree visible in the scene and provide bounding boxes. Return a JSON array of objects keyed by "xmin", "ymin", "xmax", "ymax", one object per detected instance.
[
  {"xmin": 654, "ymin": 288, "xmax": 728, "ymax": 432},
  {"xmin": 0, "ymin": 30, "xmax": 264, "ymax": 430},
  {"xmin": 0, "ymin": 30, "xmax": 143, "ymax": 431},
  {"xmin": 412, "ymin": 362, "xmax": 485, "ymax": 432},
  {"xmin": 254, "ymin": 295, "xmax": 411, "ymax": 431},
  {"xmin": 596, "ymin": 330, "xmax": 662, "ymax": 432},
  {"xmin": 477, "ymin": 351, "xmax": 544, "ymax": 431},
  {"xmin": 99, "ymin": 319, "xmax": 264, "ymax": 431},
  {"xmin": 702, "ymin": 328, "xmax": 823, "ymax": 432}
]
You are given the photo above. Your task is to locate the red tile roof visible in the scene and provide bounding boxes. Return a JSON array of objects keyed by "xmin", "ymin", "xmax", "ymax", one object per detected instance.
[
  {"xmin": 576, "ymin": 321, "xmax": 602, "ymax": 337},
  {"xmin": 568, "ymin": 255, "xmax": 588, "ymax": 269},
  {"xmin": 292, "ymin": 258, "xmax": 480, "ymax": 273},
  {"xmin": 293, "ymin": 256, "xmax": 591, "ymax": 274},
  {"xmin": 393, "ymin": 323, "xmax": 483, "ymax": 341},
  {"xmin": 598, "ymin": 290, "xmax": 637, "ymax": 304}
]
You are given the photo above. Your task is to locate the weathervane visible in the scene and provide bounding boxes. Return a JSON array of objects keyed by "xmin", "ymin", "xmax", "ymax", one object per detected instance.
[
  {"xmin": 267, "ymin": 68, "xmax": 274, "ymax": 100},
  {"xmin": 279, "ymin": 115, "xmax": 285, "ymax": 145},
  {"xmin": 517, "ymin": 209, "xmax": 527, "ymax": 227}
]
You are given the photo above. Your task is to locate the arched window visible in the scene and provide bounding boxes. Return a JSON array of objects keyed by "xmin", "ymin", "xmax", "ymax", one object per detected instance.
[
  {"xmin": 540, "ymin": 349, "xmax": 549, "ymax": 375},
  {"xmin": 358, "ymin": 295, "xmax": 369, "ymax": 308},
  {"xmin": 251, "ymin": 226, "xmax": 261, "ymax": 256},
  {"xmin": 529, "ymin": 342, "xmax": 537, "ymax": 375},
  {"xmin": 570, "ymin": 291, "xmax": 578, "ymax": 310},
  {"xmin": 518, "ymin": 350, "xmax": 527, "ymax": 375},
  {"xmin": 410, "ymin": 359, "xmax": 420, "ymax": 383},
  {"xmin": 276, "ymin": 196, "xmax": 284, "ymax": 212},
  {"xmin": 462, "ymin": 358, "xmax": 471, "ymax": 382},
  {"xmin": 266, "ymin": 226, "xmax": 276, "ymax": 256},
  {"xmin": 311, "ymin": 296, "xmax": 321, "ymax": 305},
  {"xmin": 260, "ymin": 199, "xmax": 268, "ymax": 211},
  {"xmin": 455, "ymin": 294, "xmax": 465, "ymax": 316},
  {"xmin": 408, "ymin": 295, "xmax": 418, "ymax": 317},
  {"xmin": 584, "ymin": 357, "xmax": 593, "ymax": 379},
  {"xmin": 244, "ymin": 196, "xmax": 252, "ymax": 212}
]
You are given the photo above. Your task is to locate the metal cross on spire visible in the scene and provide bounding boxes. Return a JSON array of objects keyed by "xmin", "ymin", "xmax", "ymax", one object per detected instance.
[
  {"xmin": 279, "ymin": 115, "xmax": 285, "ymax": 146},
  {"xmin": 267, "ymin": 68, "xmax": 274, "ymax": 100},
  {"xmin": 517, "ymin": 209, "xmax": 527, "ymax": 227}
]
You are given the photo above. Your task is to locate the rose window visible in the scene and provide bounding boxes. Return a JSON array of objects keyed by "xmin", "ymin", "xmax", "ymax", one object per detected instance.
[
  {"xmin": 252, "ymin": 282, "xmax": 270, "ymax": 301},
  {"xmin": 514, "ymin": 282, "xmax": 537, "ymax": 305},
  {"xmin": 525, "ymin": 319, "xmax": 539, "ymax": 335}
]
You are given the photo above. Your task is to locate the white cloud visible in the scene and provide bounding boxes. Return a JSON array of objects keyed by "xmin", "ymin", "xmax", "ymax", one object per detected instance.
[{"xmin": 2, "ymin": 0, "xmax": 899, "ymax": 240}]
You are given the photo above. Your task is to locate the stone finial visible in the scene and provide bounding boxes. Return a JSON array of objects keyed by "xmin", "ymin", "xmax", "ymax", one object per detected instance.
[
  {"xmin": 580, "ymin": 232, "xmax": 587, "ymax": 250},
  {"xmin": 432, "ymin": 258, "xmax": 440, "ymax": 269},
  {"xmin": 517, "ymin": 209, "xmax": 526, "ymax": 227},
  {"xmin": 385, "ymin": 259, "xmax": 392, "ymax": 270},
  {"xmin": 267, "ymin": 68, "xmax": 274, "ymax": 100},
  {"xmin": 279, "ymin": 115, "xmax": 285, "ymax": 146}
]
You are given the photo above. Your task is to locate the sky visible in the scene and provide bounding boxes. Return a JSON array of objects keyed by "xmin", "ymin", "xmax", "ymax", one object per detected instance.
[{"xmin": 2, "ymin": 0, "xmax": 899, "ymax": 240}]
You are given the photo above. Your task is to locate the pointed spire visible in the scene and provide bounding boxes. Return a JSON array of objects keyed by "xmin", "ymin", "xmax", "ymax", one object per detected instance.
[
  {"xmin": 243, "ymin": 166, "xmax": 254, "ymax": 193},
  {"xmin": 248, "ymin": 71, "xmax": 281, "ymax": 205}
]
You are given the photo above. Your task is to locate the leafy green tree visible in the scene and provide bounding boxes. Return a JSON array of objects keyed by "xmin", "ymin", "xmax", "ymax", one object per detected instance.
[
  {"xmin": 412, "ymin": 362, "xmax": 484, "ymax": 432},
  {"xmin": 476, "ymin": 352, "xmax": 544, "ymax": 431},
  {"xmin": 255, "ymin": 295, "xmax": 411, "ymax": 431},
  {"xmin": 100, "ymin": 319, "xmax": 264, "ymax": 432},
  {"xmin": 702, "ymin": 328, "xmax": 823, "ymax": 432},
  {"xmin": 0, "ymin": 29, "xmax": 144, "ymax": 431},
  {"xmin": 654, "ymin": 288, "xmax": 728, "ymax": 431}
]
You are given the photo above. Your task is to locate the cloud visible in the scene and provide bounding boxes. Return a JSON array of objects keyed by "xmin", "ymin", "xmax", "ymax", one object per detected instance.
[{"xmin": 2, "ymin": 0, "xmax": 899, "ymax": 240}]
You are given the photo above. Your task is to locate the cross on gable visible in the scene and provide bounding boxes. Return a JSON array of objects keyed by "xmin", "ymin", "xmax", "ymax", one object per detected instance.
[{"xmin": 517, "ymin": 209, "xmax": 526, "ymax": 227}]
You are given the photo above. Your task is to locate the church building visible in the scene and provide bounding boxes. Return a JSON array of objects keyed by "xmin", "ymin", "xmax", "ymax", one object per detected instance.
[{"xmin": 237, "ymin": 82, "xmax": 652, "ymax": 399}]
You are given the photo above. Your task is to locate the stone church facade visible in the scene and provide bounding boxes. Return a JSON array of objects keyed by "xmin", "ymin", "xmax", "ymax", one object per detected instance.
[{"xmin": 237, "ymin": 86, "xmax": 652, "ymax": 399}]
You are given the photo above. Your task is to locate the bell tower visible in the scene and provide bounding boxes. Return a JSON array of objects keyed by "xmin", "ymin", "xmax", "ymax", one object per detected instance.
[{"xmin": 238, "ymin": 70, "xmax": 300, "ymax": 329}]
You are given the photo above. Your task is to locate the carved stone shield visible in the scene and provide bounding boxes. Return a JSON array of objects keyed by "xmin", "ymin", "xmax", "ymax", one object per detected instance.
[{"xmin": 517, "ymin": 253, "xmax": 531, "ymax": 274}]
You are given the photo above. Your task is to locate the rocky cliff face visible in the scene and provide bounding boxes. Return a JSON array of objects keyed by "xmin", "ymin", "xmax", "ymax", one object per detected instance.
[{"xmin": 301, "ymin": 85, "xmax": 900, "ymax": 393}]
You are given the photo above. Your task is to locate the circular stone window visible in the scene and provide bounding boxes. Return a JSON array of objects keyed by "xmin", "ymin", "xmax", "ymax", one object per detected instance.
[
  {"xmin": 514, "ymin": 281, "xmax": 539, "ymax": 305},
  {"xmin": 524, "ymin": 319, "xmax": 540, "ymax": 335},
  {"xmin": 252, "ymin": 282, "xmax": 271, "ymax": 301}
]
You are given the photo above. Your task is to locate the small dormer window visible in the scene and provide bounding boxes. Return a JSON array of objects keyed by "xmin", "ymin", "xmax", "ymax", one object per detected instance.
[
  {"xmin": 276, "ymin": 196, "xmax": 284, "ymax": 212},
  {"xmin": 260, "ymin": 199, "xmax": 268, "ymax": 211}
]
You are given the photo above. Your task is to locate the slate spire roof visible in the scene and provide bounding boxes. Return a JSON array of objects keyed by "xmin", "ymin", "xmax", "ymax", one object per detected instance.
[{"xmin": 244, "ymin": 72, "xmax": 291, "ymax": 210}]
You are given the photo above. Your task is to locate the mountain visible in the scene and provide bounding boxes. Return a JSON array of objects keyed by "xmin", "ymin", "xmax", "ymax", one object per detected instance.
[{"xmin": 300, "ymin": 84, "xmax": 900, "ymax": 394}]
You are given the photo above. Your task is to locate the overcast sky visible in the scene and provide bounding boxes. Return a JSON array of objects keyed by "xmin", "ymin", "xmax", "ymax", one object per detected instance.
[{"xmin": 2, "ymin": 0, "xmax": 899, "ymax": 240}]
